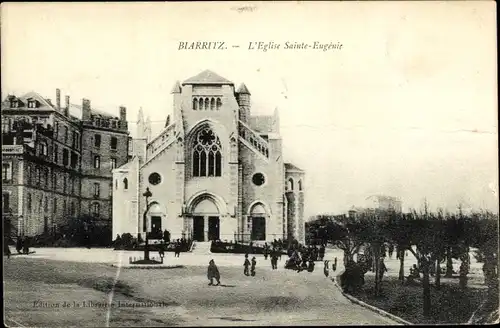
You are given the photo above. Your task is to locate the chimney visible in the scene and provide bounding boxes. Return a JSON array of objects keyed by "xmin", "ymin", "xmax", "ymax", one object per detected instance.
[
  {"xmin": 119, "ymin": 106, "xmax": 126, "ymax": 122},
  {"xmin": 82, "ymin": 98, "xmax": 91, "ymax": 121},
  {"xmin": 64, "ymin": 95, "xmax": 70, "ymax": 116},
  {"xmin": 56, "ymin": 89, "xmax": 61, "ymax": 110}
]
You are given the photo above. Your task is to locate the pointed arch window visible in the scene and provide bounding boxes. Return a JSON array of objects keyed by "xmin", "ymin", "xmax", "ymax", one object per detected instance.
[
  {"xmin": 192, "ymin": 127, "xmax": 222, "ymax": 177},
  {"xmin": 216, "ymin": 98, "xmax": 222, "ymax": 110},
  {"xmin": 123, "ymin": 178, "xmax": 128, "ymax": 190},
  {"xmin": 298, "ymin": 180, "xmax": 303, "ymax": 191}
]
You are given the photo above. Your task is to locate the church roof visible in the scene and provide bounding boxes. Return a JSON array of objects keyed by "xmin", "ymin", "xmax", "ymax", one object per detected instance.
[
  {"xmin": 182, "ymin": 70, "xmax": 234, "ymax": 85},
  {"xmin": 285, "ymin": 163, "xmax": 304, "ymax": 172},
  {"xmin": 237, "ymin": 83, "xmax": 251, "ymax": 95},
  {"xmin": 249, "ymin": 115, "xmax": 273, "ymax": 133}
]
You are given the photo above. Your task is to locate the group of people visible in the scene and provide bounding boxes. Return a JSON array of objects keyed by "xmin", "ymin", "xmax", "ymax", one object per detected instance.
[{"xmin": 4, "ymin": 236, "xmax": 31, "ymax": 258}]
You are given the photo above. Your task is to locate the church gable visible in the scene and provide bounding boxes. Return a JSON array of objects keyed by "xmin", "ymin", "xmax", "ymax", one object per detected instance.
[{"xmin": 182, "ymin": 70, "xmax": 234, "ymax": 85}]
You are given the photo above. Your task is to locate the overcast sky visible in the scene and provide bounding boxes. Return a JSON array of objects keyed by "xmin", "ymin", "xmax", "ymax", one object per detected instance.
[{"xmin": 2, "ymin": 2, "xmax": 498, "ymax": 217}]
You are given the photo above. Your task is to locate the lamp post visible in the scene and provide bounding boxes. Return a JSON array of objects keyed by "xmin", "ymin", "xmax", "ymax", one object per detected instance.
[{"xmin": 143, "ymin": 187, "xmax": 152, "ymax": 261}]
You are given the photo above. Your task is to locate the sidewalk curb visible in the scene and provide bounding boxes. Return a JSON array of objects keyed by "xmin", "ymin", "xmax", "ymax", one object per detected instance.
[{"xmin": 331, "ymin": 271, "xmax": 413, "ymax": 326}]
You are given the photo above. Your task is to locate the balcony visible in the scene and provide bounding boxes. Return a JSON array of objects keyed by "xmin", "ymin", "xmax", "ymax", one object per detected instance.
[{"xmin": 2, "ymin": 145, "xmax": 24, "ymax": 154}]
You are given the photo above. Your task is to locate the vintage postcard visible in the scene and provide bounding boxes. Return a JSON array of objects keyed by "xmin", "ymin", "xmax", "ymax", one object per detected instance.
[{"xmin": 2, "ymin": 1, "xmax": 498, "ymax": 326}]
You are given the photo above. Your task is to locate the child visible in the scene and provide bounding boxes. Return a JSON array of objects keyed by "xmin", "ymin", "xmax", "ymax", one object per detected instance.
[
  {"xmin": 251, "ymin": 256, "xmax": 257, "ymax": 276},
  {"xmin": 243, "ymin": 254, "xmax": 251, "ymax": 276}
]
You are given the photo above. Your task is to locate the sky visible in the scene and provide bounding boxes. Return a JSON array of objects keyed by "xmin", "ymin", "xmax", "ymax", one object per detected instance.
[{"xmin": 2, "ymin": 2, "xmax": 498, "ymax": 218}]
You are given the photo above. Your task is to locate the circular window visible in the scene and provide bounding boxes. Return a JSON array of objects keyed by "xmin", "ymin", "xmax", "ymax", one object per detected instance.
[
  {"xmin": 148, "ymin": 173, "xmax": 162, "ymax": 185},
  {"xmin": 252, "ymin": 173, "xmax": 265, "ymax": 186}
]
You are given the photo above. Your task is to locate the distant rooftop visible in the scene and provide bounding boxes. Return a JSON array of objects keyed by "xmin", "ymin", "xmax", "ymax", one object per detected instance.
[
  {"xmin": 285, "ymin": 163, "xmax": 304, "ymax": 172},
  {"xmin": 182, "ymin": 70, "xmax": 234, "ymax": 85}
]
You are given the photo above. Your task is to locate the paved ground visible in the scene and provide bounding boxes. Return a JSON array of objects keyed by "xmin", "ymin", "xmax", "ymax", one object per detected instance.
[{"xmin": 4, "ymin": 247, "xmax": 402, "ymax": 326}]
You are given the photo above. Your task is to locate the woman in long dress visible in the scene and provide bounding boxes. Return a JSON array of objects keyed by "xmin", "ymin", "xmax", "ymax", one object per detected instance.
[{"xmin": 207, "ymin": 259, "xmax": 221, "ymax": 286}]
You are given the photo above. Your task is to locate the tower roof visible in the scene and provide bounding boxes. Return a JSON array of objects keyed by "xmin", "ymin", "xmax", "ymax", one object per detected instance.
[
  {"xmin": 236, "ymin": 83, "xmax": 251, "ymax": 95},
  {"xmin": 171, "ymin": 81, "xmax": 181, "ymax": 94},
  {"xmin": 182, "ymin": 70, "xmax": 233, "ymax": 85}
]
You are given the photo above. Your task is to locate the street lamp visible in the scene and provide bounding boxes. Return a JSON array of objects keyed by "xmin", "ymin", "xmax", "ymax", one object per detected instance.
[{"xmin": 143, "ymin": 187, "xmax": 152, "ymax": 261}]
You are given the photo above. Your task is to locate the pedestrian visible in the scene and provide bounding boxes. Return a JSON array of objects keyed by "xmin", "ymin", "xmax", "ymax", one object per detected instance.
[
  {"xmin": 22, "ymin": 237, "xmax": 29, "ymax": 255},
  {"xmin": 271, "ymin": 249, "xmax": 278, "ymax": 270},
  {"xmin": 4, "ymin": 238, "xmax": 12, "ymax": 259},
  {"xmin": 379, "ymin": 258, "xmax": 388, "ymax": 281},
  {"xmin": 323, "ymin": 260, "xmax": 330, "ymax": 277},
  {"xmin": 251, "ymin": 256, "xmax": 257, "ymax": 276},
  {"xmin": 243, "ymin": 254, "xmax": 251, "ymax": 276},
  {"xmin": 264, "ymin": 246, "xmax": 269, "ymax": 260},
  {"xmin": 16, "ymin": 237, "xmax": 22, "ymax": 254},
  {"xmin": 159, "ymin": 242, "xmax": 165, "ymax": 262},
  {"xmin": 207, "ymin": 259, "xmax": 221, "ymax": 286},
  {"xmin": 175, "ymin": 240, "xmax": 181, "ymax": 257},
  {"xmin": 307, "ymin": 259, "xmax": 315, "ymax": 272}
]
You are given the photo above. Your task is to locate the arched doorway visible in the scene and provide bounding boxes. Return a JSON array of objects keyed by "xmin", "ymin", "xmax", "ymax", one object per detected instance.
[
  {"xmin": 249, "ymin": 203, "xmax": 268, "ymax": 241},
  {"xmin": 148, "ymin": 202, "xmax": 166, "ymax": 239},
  {"xmin": 191, "ymin": 197, "xmax": 220, "ymax": 242}
]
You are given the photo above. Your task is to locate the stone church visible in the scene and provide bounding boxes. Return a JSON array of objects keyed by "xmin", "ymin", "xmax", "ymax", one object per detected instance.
[{"xmin": 112, "ymin": 70, "xmax": 305, "ymax": 243}]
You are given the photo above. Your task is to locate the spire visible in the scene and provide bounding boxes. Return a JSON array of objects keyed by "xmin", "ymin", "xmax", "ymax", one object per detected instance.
[
  {"xmin": 237, "ymin": 83, "xmax": 251, "ymax": 95},
  {"xmin": 137, "ymin": 107, "xmax": 145, "ymax": 138},
  {"xmin": 171, "ymin": 81, "xmax": 181, "ymax": 94},
  {"xmin": 272, "ymin": 107, "xmax": 280, "ymax": 133},
  {"xmin": 165, "ymin": 114, "xmax": 171, "ymax": 128},
  {"xmin": 145, "ymin": 115, "xmax": 152, "ymax": 141}
]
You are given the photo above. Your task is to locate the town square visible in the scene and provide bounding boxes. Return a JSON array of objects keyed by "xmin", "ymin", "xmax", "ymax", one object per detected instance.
[{"xmin": 2, "ymin": 2, "xmax": 498, "ymax": 327}]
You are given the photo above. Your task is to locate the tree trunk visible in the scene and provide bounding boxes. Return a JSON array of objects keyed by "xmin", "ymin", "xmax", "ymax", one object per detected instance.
[
  {"xmin": 445, "ymin": 246, "xmax": 453, "ymax": 277},
  {"xmin": 435, "ymin": 257, "xmax": 441, "ymax": 289},
  {"xmin": 422, "ymin": 257, "xmax": 431, "ymax": 317},
  {"xmin": 398, "ymin": 249, "xmax": 405, "ymax": 282},
  {"xmin": 373, "ymin": 244, "xmax": 381, "ymax": 296}
]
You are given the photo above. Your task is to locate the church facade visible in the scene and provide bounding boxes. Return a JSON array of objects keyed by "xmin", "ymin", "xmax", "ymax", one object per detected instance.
[{"xmin": 112, "ymin": 70, "xmax": 305, "ymax": 243}]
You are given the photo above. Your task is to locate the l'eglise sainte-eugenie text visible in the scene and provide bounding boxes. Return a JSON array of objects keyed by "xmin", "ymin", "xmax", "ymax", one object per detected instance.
[{"xmin": 248, "ymin": 41, "xmax": 343, "ymax": 52}]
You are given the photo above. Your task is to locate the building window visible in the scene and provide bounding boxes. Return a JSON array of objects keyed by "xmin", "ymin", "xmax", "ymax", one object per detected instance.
[
  {"xmin": 2, "ymin": 119, "xmax": 10, "ymax": 133},
  {"xmin": 210, "ymin": 98, "xmax": 215, "ymax": 110},
  {"xmin": 94, "ymin": 134, "xmax": 101, "ymax": 148},
  {"xmin": 115, "ymin": 179, "xmax": 118, "ymax": 190},
  {"xmin": 92, "ymin": 203, "xmax": 100, "ymax": 217},
  {"xmin": 63, "ymin": 175, "xmax": 67, "ymax": 193},
  {"xmin": 252, "ymin": 173, "xmax": 266, "ymax": 186},
  {"xmin": 54, "ymin": 145, "xmax": 59, "ymax": 163},
  {"xmin": 53, "ymin": 175, "xmax": 57, "ymax": 191},
  {"xmin": 27, "ymin": 194, "xmax": 32, "ymax": 211},
  {"xmin": 63, "ymin": 200, "xmax": 67, "ymax": 216},
  {"xmin": 192, "ymin": 127, "xmax": 222, "ymax": 177},
  {"xmin": 53, "ymin": 199, "xmax": 57, "ymax": 214},
  {"xmin": 216, "ymin": 98, "xmax": 222, "ymax": 110},
  {"xmin": 55, "ymin": 122, "xmax": 59, "ymax": 137},
  {"xmin": 2, "ymin": 162, "xmax": 12, "ymax": 182},
  {"xmin": 44, "ymin": 197, "xmax": 49, "ymax": 213},
  {"xmin": 28, "ymin": 100, "xmax": 37, "ymax": 108},
  {"xmin": 193, "ymin": 98, "xmax": 198, "ymax": 110},
  {"xmin": 40, "ymin": 141, "xmax": 48, "ymax": 156},
  {"xmin": 287, "ymin": 178, "xmax": 294, "ymax": 191},
  {"xmin": 111, "ymin": 158, "xmax": 117, "ymax": 170},
  {"xmin": 63, "ymin": 126, "xmax": 68, "ymax": 143},
  {"xmin": 70, "ymin": 202, "xmax": 76, "ymax": 216},
  {"xmin": 70, "ymin": 152, "xmax": 78, "ymax": 169},
  {"xmin": 63, "ymin": 149, "xmax": 69, "ymax": 166},
  {"xmin": 44, "ymin": 169, "xmax": 49, "ymax": 188},
  {"xmin": 298, "ymin": 180, "xmax": 303, "ymax": 191},
  {"xmin": 148, "ymin": 172, "xmax": 161, "ymax": 185},
  {"xmin": 110, "ymin": 137, "xmax": 117, "ymax": 150},
  {"xmin": 123, "ymin": 178, "xmax": 128, "ymax": 190},
  {"xmin": 2, "ymin": 193, "xmax": 10, "ymax": 213},
  {"xmin": 94, "ymin": 155, "xmax": 100, "ymax": 168},
  {"xmin": 94, "ymin": 183, "xmax": 100, "ymax": 197},
  {"xmin": 36, "ymin": 167, "xmax": 41, "ymax": 185}
]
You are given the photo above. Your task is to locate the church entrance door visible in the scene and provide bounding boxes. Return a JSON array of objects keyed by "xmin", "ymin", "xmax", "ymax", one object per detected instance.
[
  {"xmin": 208, "ymin": 216, "xmax": 220, "ymax": 241},
  {"xmin": 251, "ymin": 217, "xmax": 266, "ymax": 241},
  {"xmin": 150, "ymin": 216, "xmax": 162, "ymax": 239},
  {"xmin": 193, "ymin": 216, "xmax": 205, "ymax": 241}
]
